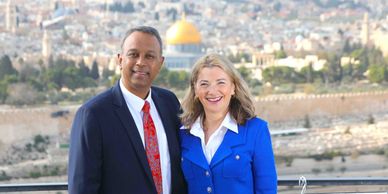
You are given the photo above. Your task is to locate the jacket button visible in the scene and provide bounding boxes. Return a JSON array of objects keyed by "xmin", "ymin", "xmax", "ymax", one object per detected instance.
[
  {"xmin": 181, "ymin": 157, "xmax": 184, "ymax": 162},
  {"xmin": 205, "ymin": 171, "xmax": 210, "ymax": 177},
  {"xmin": 207, "ymin": 186, "xmax": 212, "ymax": 193},
  {"xmin": 235, "ymin": 154, "xmax": 240, "ymax": 160}
]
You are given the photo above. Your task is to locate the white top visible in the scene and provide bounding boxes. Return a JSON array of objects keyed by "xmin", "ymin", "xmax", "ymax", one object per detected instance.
[
  {"xmin": 120, "ymin": 79, "xmax": 171, "ymax": 194},
  {"xmin": 189, "ymin": 113, "xmax": 238, "ymax": 164}
]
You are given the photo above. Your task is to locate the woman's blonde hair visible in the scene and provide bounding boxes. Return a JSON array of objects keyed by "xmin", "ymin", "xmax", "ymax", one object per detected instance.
[{"xmin": 180, "ymin": 53, "xmax": 255, "ymax": 128}]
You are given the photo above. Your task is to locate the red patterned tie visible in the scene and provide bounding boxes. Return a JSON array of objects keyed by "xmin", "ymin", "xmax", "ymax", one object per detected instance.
[{"xmin": 142, "ymin": 101, "xmax": 163, "ymax": 194}]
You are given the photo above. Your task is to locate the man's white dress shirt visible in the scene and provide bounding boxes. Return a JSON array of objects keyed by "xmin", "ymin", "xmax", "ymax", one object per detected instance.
[{"xmin": 120, "ymin": 79, "xmax": 171, "ymax": 194}]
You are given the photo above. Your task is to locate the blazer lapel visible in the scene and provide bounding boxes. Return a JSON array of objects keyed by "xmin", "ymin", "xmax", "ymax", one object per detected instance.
[
  {"xmin": 111, "ymin": 83, "xmax": 154, "ymax": 185},
  {"xmin": 181, "ymin": 133, "xmax": 209, "ymax": 170},
  {"xmin": 210, "ymin": 125, "xmax": 245, "ymax": 168}
]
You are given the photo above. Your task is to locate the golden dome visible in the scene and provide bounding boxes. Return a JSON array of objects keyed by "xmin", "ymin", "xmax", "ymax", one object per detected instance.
[{"xmin": 166, "ymin": 16, "xmax": 201, "ymax": 45}]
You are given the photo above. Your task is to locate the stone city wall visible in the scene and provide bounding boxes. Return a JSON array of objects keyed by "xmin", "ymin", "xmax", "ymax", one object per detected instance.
[
  {"xmin": 0, "ymin": 106, "xmax": 78, "ymax": 144},
  {"xmin": 255, "ymin": 91, "xmax": 388, "ymax": 123}
]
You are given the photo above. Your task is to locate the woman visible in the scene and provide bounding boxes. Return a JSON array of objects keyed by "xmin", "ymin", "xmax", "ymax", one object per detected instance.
[{"xmin": 180, "ymin": 53, "xmax": 277, "ymax": 194}]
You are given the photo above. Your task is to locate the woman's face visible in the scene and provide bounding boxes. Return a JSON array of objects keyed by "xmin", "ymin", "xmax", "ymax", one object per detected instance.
[{"xmin": 194, "ymin": 66, "xmax": 235, "ymax": 116}]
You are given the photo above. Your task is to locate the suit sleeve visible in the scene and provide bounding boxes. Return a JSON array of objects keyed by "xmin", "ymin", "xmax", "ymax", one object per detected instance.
[
  {"xmin": 252, "ymin": 121, "xmax": 278, "ymax": 194},
  {"xmin": 68, "ymin": 106, "xmax": 102, "ymax": 194}
]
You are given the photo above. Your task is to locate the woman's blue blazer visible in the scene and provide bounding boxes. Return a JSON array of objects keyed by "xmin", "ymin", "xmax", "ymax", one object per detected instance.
[{"xmin": 180, "ymin": 117, "xmax": 277, "ymax": 194}]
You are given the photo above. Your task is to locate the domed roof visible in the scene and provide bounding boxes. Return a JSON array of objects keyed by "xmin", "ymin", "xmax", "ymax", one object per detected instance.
[{"xmin": 166, "ymin": 15, "xmax": 201, "ymax": 45}]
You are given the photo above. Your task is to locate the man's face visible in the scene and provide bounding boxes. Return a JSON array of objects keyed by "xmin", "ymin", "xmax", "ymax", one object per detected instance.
[{"xmin": 118, "ymin": 31, "xmax": 164, "ymax": 98}]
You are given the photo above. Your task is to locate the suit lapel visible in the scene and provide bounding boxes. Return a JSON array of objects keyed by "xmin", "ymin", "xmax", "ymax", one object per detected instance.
[
  {"xmin": 111, "ymin": 83, "xmax": 154, "ymax": 186},
  {"xmin": 181, "ymin": 132, "xmax": 209, "ymax": 170},
  {"xmin": 151, "ymin": 91, "xmax": 178, "ymax": 156},
  {"xmin": 210, "ymin": 125, "xmax": 245, "ymax": 167}
]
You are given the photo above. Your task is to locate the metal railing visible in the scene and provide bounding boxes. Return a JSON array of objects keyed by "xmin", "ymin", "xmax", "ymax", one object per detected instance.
[
  {"xmin": 279, "ymin": 177, "xmax": 388, "ymax": 186},
  {"xmin": 0, "ymin": 177, "xmax": 387, "ymax": 192},
  {"xmin": 0, "ymin": 182, "xmax": 67, "ymax": 192}
]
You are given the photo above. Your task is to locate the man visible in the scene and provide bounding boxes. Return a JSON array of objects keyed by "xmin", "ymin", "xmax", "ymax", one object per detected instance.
[{"xmin": 68, "ymin": 26, "xmax": 187, "ymax": 194}]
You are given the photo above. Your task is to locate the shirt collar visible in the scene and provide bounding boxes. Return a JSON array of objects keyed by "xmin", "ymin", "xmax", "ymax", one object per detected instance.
[
  {"xmin": 120, "ymin": 78, "xmax": 152, "ymax": 112},
  {"xmin": 221, "ymin": 113, "xmax": 238, "ymax": 133},
  {"xmin": 189, "ymin": 117, "xmax": 203, "ymax": 136},
  {"xmin": 182, "ymin": 113, "xmax": 238, "ymax": 134}
]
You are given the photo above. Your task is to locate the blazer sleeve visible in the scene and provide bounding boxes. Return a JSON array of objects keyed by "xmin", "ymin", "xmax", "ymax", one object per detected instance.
[
  {"xmin": 252, "ymin": 121, "xmax": 278, "ymax": 194},
  {"xmin": 68, "ymin": 106, "xmax": 102, "ymax": 194}
]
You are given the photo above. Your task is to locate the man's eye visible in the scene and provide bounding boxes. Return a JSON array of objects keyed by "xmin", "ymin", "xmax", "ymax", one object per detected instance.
[
  {"xmin": 127, "ymin": 53, "xmax": 138, "ymax": 58},
  {"xmin": 146, "ymin": 55, "xmax": 155, "ymax": 59}
]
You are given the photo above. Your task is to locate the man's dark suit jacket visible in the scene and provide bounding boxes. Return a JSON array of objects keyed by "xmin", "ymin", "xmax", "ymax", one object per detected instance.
[{"xmin": 68, "ymin": 82, "xmax": 187, "ymax": 194}]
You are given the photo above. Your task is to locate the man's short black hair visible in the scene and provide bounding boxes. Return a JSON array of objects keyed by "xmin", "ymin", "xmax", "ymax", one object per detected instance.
[{"xmin": 120, "ymin": 26, "xmax": 163, "ymax": 54}]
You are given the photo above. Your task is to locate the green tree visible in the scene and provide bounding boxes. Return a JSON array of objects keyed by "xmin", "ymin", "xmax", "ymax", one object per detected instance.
[
  {"xmin": 40, "ymin": 57, "xmax": 92, "ymax": 90},
  {"xmin": 300, "ymin": 63, "xmax": 315, "ymax": 83},
  {"xmin": 237, "ymin": 66, "xmax": 251, "ymax": 79},
  {"xmin": 350, "ymin": 48, "xmax": 368, "ymax": 80},
  {"xmin": 0, "ymin": 75, "xmax": 18, "ymax": 104},
  {"xmin": 63, "ymin": 66, "xmax": 83, "ymax": 90},
  {"xmin": 154, "ymin": 66, "xmax": 169, "ymax": 87},
  {"xmin": 347, "ymin": 46, "xmax": 387, "ymax": 81},
  {"xmin": 274, "ymin": 49, "xmax": 287, "ymax": 59},
  {"xmin": 386, "ymin": 66, "xmax": 388, "ymax": 82},
  {"xmin": 368, "ymin": 47, "xmax": 386, "ymax": 69},
  {"xmin": 38, "ymin": 58, "xmax": 44, "ymax": 68},
  {"xmin": 341, "ymin": 63, "xmax": 354, "ymax": 82},
  {"xmin": 176, "ymin": 71, "xmax": 189, "ymax": 90},
  {"xmin": 262, "ymin": 66, "xmax": 303, "ymax": 85},
  {"xmin": 0, "ymin": 171, "xmax": 10, "ymax": 181},
  {"xmin": 90, "ymin": 60, "xmax": 100, "ymax": 80},
  {"xmin": 0, "ymin": 81, "xmax": 7, "ymax": 103},
  {"xmin": 166, "ymin": 70, "xmax": 189, "ymax": 89},
  {"xmin": 78, "ymin": 59, "xmax": 90, "ymax": 77},
  {"xmin": 237, "ymin": 66, "xmax": 252, "ymax": 83},
  {"xmin": 102, "ymin": 67, "xmax": 114, "ymax": 80},
  {"xmin": 167, "ymin": 71, "xmax": 180, "ymax": 89},
  {"xmin": 321, "ymin": 53, "xmax": 342, "ymax": 83},
  {"xmin": 367, "ymin": 64, "xmax": 385, "ymax": 83},
  {"xmin": 342, "ymin": 38, "xmax": 352, "ymax": 54},
  {"xmin": 18, "ymin": 66, "xmax": 39, "ymax": 82},
  {"xmin": 48, "ymin": 55, "xmax": 55, "ymax": 68},
  {"xmin": 0, "ymin": 55, "xmax": 18, "ymax": 80},
  {"xmin": 227, "ymin": 52, "xmax": 251, "ymax": 63},
  {"xmin": 237, "ymin": 66, "xmax": 261, "ymax": 88}
]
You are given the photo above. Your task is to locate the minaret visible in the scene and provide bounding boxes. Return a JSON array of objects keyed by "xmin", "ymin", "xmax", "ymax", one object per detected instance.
[
  {"xmin": 104, "ymin": 0, "xmax": 110, "ymax": 17},
  {"xmin": 5, "ymin": 0, "xmax": 17, "ymax": 32},
  {"xmin": 42, "ymin": 30, "xmax": 52, "ymax": 59},
  {"xmin": 361, "ymin": 13, "xmax": 370, "ymax": 47}
]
